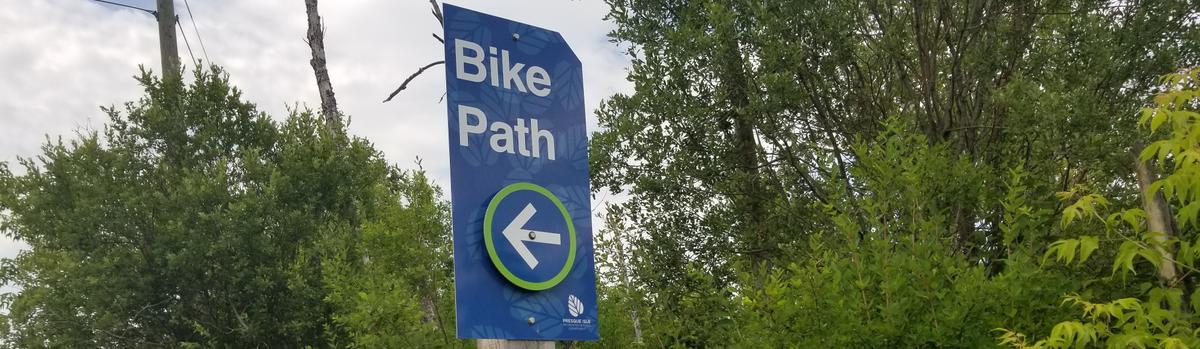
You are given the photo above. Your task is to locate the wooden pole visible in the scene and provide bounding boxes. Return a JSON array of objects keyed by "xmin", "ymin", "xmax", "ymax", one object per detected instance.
[
  {"xmin": 155, "ymin": 0, "xmax": 180, "ymax": 79},
  {"xmin": 478, "ymin": 340, "xmax": 554, "ymax": 349}
]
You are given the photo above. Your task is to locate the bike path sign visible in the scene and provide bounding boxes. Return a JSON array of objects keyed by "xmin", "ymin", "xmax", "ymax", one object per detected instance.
[{"xmin": 442, "ymin": 3, "xmax": 598, "ymax": 341}]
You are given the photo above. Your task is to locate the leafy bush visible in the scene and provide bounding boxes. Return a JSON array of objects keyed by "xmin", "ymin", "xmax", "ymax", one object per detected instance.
[{"xmin": 1000, "ymin": 68, "xmax": 1200, "ymax": 349}]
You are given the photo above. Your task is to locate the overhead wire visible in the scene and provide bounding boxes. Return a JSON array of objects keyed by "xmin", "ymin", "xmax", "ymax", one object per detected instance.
[
  {"xmin": 181, "ymin": 0, "xmax": 211, "ymax": 64},
  {"xmin": 176, "ymin": 18, "xmax": 198, "ymax": 67},
  {"xmin": 89, "ymin": 0, "xmax": 155, "ymax": 15},
  {"xmin": 91, "ymin": 0, "xmax": 210, "ymax": 68}
]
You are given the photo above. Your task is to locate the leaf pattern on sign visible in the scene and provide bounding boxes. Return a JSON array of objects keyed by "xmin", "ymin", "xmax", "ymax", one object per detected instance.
[
  {"xmin": 567, "ymin": 294, "xmax": 584, "ymax": 317},
  {"xmin": 555, "ymin": 124, "xmax": 590, "ymax": 171},
  {"xmin": 460, "ymin": 206, "xmax": 486, "ymax": 262},
  {"xmin": 553, "ymin": 60, "xmax": 584, "ymax": 111},
  {"xmin": 479, "ymin": 80, "xmax": 524, "ymax": 120},
  {"xmin": 509, "ymin": 23, "xmax": 553, "ymax": 56},
  {"xmin": 546, "ymin": 184, "xmax": 592, "ymax": 219},
  {"xmin": 522, "ymin": 90, "xmax": 553, "ymax": 116},
  {"xmin": 503, "ymin": 169, "xmax": 534, "ymax": 187},
  {"xmin": 445, "ymin": 8, "xmax": 491, "ymax": 49},
  {"xmin": 569, "ymin": 246, "xmax": 596, "ymax": 283},
  {"xmin": 506, "ymin": 112, "xmax": 554, "ymax": 174},
  {"xmin": 504, "ymin": 287, "xmax": 566, "ymax": 338},
  {"xmin": 507, "ymin": 143, "xmax": 547, "ymax": 176},
  {"xmin": 469, "ymin": 325, "xmax": 513, "ymax": 339},
  {"xmin": 569, "ymin": 222, "xmax": 595, "ymax": 278},
  {"xmin": 449, "ymin": 93, "xmax": 500, "ymax": 167}
]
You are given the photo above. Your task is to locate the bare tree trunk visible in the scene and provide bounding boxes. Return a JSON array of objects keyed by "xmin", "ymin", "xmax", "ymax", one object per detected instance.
[
  {"xmin": 304, "ymin": 0, "xmax": 340, "ymax": 128},
  {"xmin": 629, "ymin": 300, "xmax": 643, "ymax": 343},
  {"xmin": 713, "ymin": 8, "xmax": 771, "ymax": 274},
  {"xmin": 303, "ymin": 0, "xmax": 364, "ymax": 271},
  {"xmin": 1134, "ymin": 146, "xmax": 1178, "ymax": 285},
  {"xmin": 614, "ymin": 224, "xmax": 643, "ymax": 344}
]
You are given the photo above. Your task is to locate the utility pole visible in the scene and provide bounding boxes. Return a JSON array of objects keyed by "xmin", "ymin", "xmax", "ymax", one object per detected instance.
[{"xmin": 156, "ymin": 0, "xmax": 180, "ymax": 79}]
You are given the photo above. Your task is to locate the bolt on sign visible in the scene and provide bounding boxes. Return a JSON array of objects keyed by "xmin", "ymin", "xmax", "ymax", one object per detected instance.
[{"xmin": 442, "ymin": 3, "xmax": 599, "ymax": 341}]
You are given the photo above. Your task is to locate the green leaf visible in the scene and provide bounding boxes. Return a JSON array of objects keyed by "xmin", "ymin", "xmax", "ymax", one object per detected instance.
[
  {"xmin": 1078, "ymin": 236, "xmax": 1099, "ymax": 264},
  {"xmin": 1139, "ymin": 107, "xmax": 1155, "ymax": 127},
  {"xmin": 1160, "ymin": 337, "xmax": 1188, "ymax": 349},
  {"xmin": 1150, "ymin": 108, "xmax": 1168, "ymax": 133},
  {"xmin": 1063, "ymin": 206, "xmax": 1079, "ymax": 227},
  {"xmin": 1114, "ymin": 241, "xmax": 1140, "ymax": 275},
  {"xmin": 1044, "ymin": 239, "xmax": 1078, "ymax": 265},
  {"xmin": 1177, "ymin": 201, "xmax": 1200, "ymax": 230},
  {"xmin": 1190, "ymin": 289, "xmax": 1200, "ymax": 314},
  {"xmin": 1121, "ymin": 209, "xmax": 1148, "ymax": 232},
  {"xmin": 1135, "ymin": 243, "xmax": 1163, "ymax": 270}
]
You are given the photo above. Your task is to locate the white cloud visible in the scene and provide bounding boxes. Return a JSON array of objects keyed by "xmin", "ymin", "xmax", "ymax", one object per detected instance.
[{"xmin": 0, "ymin": 0, "xmax": 631, "ymax": 261}]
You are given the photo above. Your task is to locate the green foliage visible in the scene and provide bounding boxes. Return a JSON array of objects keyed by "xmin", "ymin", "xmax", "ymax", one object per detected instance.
[
  {"xmin": 1001, "ymin": 68, "xmax": 1200, "ymax": 349},
  {"xmin": 321, "ymin": 169, "xmax": 457, "ymax": 348},
  {"xmin": 593, "ymin": 0, "xmax": 1199, "ymax": 347},
  {"xmin": 734, "ymin": 126, "xmax": 1076, "ymax": 348},
  {"xmin": 742, "ymin": 246, "xmax": 1072, "ymax": 348},
  {"xmin": 1044, "ymin": 236, "xmax": 1100, "ymax": 266},
  {"xmin": 0, "ymin": 67, "xmax": 459, "ymax": 348}
]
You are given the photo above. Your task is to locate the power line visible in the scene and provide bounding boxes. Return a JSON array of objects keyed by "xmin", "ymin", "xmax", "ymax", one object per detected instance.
[
  {"xmin": 93, "ymin": 0, "xmax": 178, "ymax": 76},
  {"xmin": 90, "ymin": 0, "xmax": 155, "ymax": 15},
  {"xmin": 176, "ymin": 18, "xmax": 198, "ymax": 66},
  {"xmin": 181, "ymin": 0, "xmax": 210, "ymax": 63}
]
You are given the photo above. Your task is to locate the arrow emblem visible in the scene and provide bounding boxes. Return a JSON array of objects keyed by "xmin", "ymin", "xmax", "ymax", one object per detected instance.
[{"xmin": 503, "ymin": 203, "xmax": 563, "ymax": 269}]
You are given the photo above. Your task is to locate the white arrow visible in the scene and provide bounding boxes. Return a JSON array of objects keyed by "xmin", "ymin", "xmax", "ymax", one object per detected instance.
[{"xmin": 503, "ymin": 203, "xmax": 562, "ymax": 269}]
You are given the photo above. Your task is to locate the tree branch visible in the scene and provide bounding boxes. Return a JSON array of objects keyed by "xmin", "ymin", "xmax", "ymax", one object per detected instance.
[
  {"xmin": 383, "ymin": 60, "xmax": 445, "ymax": 103},
  {"xmin": 430, "ymin": 0, "xmax": 444, "ymax": 27},
  {"xmin": 381, "ymin": 0, "xmax": 445, "ymax": 102}
]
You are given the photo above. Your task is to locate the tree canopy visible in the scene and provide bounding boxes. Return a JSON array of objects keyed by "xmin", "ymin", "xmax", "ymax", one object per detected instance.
[
  {"xmin": 0, "ymin": 68, "xmax": 458, "ymax": 348},
  {"xmin": 590, "ymin": 0, "xmax": 1200, "ymax": 347}
]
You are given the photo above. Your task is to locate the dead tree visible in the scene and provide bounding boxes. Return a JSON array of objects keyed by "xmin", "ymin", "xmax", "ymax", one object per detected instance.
[{"xmin": 304, "ymin": 0, "xmax": 340, "ymax": 128}]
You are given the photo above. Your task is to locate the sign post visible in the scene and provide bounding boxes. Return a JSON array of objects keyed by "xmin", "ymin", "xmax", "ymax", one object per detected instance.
[{"xmin": 442, "ymin": 3, "xmax": 599, "ymax": 344}]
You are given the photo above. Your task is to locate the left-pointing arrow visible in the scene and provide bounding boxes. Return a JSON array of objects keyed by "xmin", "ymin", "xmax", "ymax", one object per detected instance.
[{"xmin": 502, "ymin": 203, "xmax": 563, "ymax": 269}]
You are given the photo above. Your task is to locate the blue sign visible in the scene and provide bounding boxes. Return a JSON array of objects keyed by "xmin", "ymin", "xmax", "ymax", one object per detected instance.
[{"xmin": 442, "ymin": 4, "xmax": 598, "ymax": 341}]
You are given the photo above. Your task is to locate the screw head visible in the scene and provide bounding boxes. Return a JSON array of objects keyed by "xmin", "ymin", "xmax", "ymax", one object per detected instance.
[
  {"xmin": 528, "ymin": 231, "xmax": 536, "ymax": 240},
  {"xmin": 512, "ymin": 33, "xmax": 521, "ymax": 41},
  {"xmin": 527, "ymin": 316, "xmax": 535, "ymax": 325}
]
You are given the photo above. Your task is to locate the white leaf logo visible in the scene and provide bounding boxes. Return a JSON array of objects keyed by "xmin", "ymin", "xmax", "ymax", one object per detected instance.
[{"xmin": 567, "ymin": 294, "xmax": 584, "ymax": 317}]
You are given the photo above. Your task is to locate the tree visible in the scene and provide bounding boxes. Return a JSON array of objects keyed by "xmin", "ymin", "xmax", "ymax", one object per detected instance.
[
  {"xmin": 591, "ymin": 0, "xmax": 1200, "ymax": 347},
  {"xmin": 0, "ymin": 66, "xmax": 458, "ymax": 348},
  {"xmin": 323, "ymin": 169, "xmax": 457, "ymax": 348},
  {"xmin": 305, "ymin": 0, "xmax": 341, "ymax": 128},
  {"xmin": 1000, "ymin": 68, "xmax": 1200, "ymax": 349}
]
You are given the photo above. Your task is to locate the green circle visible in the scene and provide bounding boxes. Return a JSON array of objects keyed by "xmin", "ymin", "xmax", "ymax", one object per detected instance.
[{"xmin": 483, "ymin": 182, "xmax": 578, "ymax": 291}]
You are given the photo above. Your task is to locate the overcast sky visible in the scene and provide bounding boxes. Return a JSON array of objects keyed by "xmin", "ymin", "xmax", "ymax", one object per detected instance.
[{"xmin": 0, "ymin": 0, "xmax": 632, "ymax": 260}]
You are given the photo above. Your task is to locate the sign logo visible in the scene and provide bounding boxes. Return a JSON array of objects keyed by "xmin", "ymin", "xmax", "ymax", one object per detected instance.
[
  {"xmin": 483, "ymin": 182, "xmax": 578, "ymax": 291},
  {"xmin": 568, "ymin": 295, "xmax": 584, "ymax": 317}
]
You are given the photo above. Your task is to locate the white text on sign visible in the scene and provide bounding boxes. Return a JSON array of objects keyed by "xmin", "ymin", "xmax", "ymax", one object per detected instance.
[
  {"xmin": 458, "ymin": 106, "xmax": 556, "ymax": 160},
  {"xmin": 455, "ymin": 39, "xmax": 552, "ymax": 96},
  {"xmin": 454, "ymin": 38, "xmax": 557, "ymax": 161}
]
